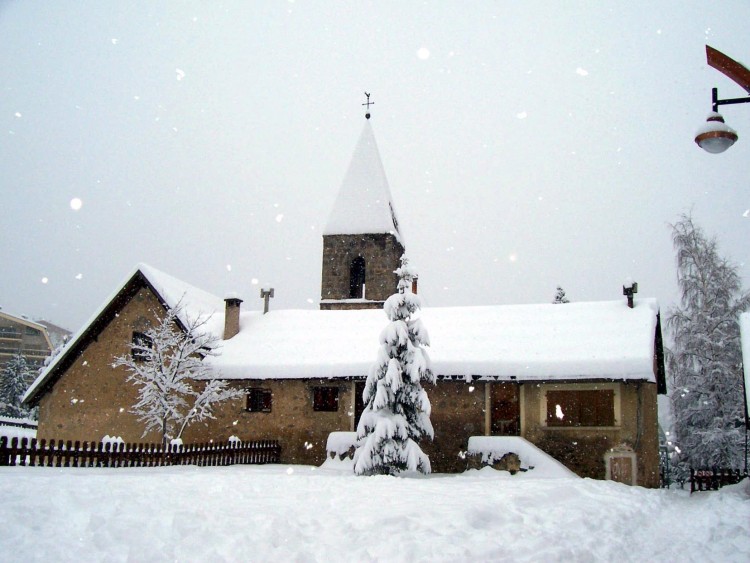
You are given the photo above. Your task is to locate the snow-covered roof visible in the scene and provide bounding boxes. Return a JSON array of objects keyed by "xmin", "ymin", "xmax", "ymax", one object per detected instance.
[
  {"xmin": 323, "ymin": 120, "xmax": 403, "ymax": 243},
  {"xmin": 136, "ymin": 263, "xmax": 225, "ymax": 337},
  {"xmin": 23, "ymin": 263, "xmax": 225, "ymax": 405},
  {"xmin": 739, "ymin": 312, "xmax": 750, "ymax": 420},
  {"xmin": 209, "ymin": 299, "xmax": 661, "ymax": 382},
  {"xmin": 0, "ymin": 309, "xmax": 50, "ymax": 333}
]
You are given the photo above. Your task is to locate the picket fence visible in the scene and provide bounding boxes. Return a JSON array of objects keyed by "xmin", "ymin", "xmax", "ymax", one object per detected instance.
[
  {"xmin": 690, "ymin": 467, "xmax": 745, "ymax": 493},
  {"xmin": 0, "ymin": 436, "xmax": 280, "ymax": 468}
]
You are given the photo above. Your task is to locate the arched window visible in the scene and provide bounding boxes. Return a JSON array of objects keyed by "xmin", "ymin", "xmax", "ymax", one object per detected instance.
[{"xmin": 349, "ymin": 256, "xmax": 366, "ymax": 298}]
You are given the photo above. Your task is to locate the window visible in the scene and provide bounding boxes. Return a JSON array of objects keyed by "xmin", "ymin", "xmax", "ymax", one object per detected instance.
[
  {"xmin": 313, "ymin": 386, "xmax": 339, "ymax": 412},
  {"xmin": 131, "ymin": 331, "xmax": 153, "ymax": 362},
  {"xmin": 349, "ymin": 257, "xmax": 366, "ymax": 298},
  {"xmin": 546, "ymin": 389, "xmax": 615, "ymax": 427},
  {"xmin": 246, "ymin": 389, "xmax": 272, "ymax": 413}
]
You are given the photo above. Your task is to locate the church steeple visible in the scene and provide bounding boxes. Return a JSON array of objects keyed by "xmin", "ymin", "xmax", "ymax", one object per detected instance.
[{"xmin": 320, "ymin": 116, "xmax": 405, "ymax": 310}]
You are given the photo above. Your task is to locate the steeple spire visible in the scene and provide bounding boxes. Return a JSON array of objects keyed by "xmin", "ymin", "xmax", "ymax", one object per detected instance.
[
  {"xmin": 323, "ymin": 120, "xmax": 402, "ymax": 244},
  {"xmin": 320, "ymin": 111, "xmax": 406, "ymax": 310}
]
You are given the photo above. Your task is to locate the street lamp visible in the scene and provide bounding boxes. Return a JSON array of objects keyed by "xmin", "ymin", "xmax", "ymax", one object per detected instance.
[{"xmin": 695, "ymin": 46, "xmax": 750, "ymax": 154}]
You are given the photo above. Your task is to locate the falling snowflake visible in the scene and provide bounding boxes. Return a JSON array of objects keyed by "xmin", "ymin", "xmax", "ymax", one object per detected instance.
[
  {"xmin": 70, "ymin": 198, "xmax": 83, "ymax": 211},
  {"xmin": 417, "ymin": 47, "xmax": 430, "ymax": 60},
  {"xmin": 576, "ymin": 67, "xmax": 589, "ymax": 76}
]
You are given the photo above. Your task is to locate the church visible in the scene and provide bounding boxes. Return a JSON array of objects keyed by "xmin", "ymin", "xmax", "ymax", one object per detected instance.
[{"xmin": 24, "ymin": 115, "xmax": 666, "ymax": 487}]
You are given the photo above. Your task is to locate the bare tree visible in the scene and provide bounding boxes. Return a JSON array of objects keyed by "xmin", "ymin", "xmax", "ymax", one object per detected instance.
[{"xmin": 113, "ymin": 301, "xmax": 242, "ymax": 446}]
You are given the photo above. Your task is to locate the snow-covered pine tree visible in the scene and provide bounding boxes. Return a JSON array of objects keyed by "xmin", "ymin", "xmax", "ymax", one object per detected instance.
[
  {"xmin": 354, "ymin": 256, "xmax": 436, "ymax": 476},
  {"xmin": 113, "ymin": 301, "xmax": 242, "ymax": 446},
  {"xmin": 553, "ymin": 286, "xmax": 570, "ymax": 304},
  {"xmin": 667, "ymin": 215, "xmax": 750, "ymax": 470},
  {"xmin": 0, "ymin": 353, "xmax": 34, "ymax": 418}
]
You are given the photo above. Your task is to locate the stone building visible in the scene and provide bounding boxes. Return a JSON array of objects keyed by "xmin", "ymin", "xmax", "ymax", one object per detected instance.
[{"xmin": 24, "ymin": 118, "xmax": 666, "ymax": 487}]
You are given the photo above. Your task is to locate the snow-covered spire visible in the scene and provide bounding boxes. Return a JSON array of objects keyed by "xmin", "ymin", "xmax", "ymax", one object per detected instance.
[{"xmin": 324, "ymin": 120, "xmax": 403, "ymax": 244}]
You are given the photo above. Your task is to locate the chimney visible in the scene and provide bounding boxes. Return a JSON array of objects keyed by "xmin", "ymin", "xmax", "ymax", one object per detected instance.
[
  {"xmin": 622, "ymin": 279, "xmax": 638, "ymax": 309},
  {"xmin": 260, "ymin": 287, "xmax": 274, "ymax": 314},
  {"xmin": 223, "ymin": 295, "xmax": 243, "ymax": 339}
]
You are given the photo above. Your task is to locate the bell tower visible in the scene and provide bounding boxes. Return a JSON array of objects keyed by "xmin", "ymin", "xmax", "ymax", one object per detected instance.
[{"xmin": 320, "ymin": 108, "xmax": 405, "ymax": 310}]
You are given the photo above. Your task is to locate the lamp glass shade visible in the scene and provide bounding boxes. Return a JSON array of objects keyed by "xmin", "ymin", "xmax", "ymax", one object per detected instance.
[{"xmin": 695, "ymin": 112, "xmax": 738, "ymax": 154}]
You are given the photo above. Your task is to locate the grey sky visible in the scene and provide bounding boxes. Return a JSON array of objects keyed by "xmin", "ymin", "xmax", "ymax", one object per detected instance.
[{"xmin": 1, "ymin": 2, "xmax": 749, "ymax": 332}]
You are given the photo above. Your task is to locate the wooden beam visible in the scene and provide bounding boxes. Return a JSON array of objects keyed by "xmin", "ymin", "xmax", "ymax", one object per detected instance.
[{"xmin": 707, "ymin": 45, "xmax": 750, "ymax": 94}]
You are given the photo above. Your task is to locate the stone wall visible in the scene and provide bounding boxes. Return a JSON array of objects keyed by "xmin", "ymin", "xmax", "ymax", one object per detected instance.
[
  {"xmin": 422, "ymin": 380, "xmax": 486, "ymax": 472},
  {"xmin": 36, "ymin": 287, "xmax": 167, "ymax": 443},
  {"xmin": 184, "ymin": 379, "xmax": 358, "ymax": 466},
  {"xmin": 320, "ymin": 233, "xmax": 404, "ymax": 307}
]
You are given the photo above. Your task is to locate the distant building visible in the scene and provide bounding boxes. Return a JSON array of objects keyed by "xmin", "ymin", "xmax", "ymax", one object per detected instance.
[
  {"xmin": 36, "ymin": 320, "xmax": 72, "ymax": 350},
  {"xmin": 0, "ymin": 309, "xmax": 54, "ymax": 370}
]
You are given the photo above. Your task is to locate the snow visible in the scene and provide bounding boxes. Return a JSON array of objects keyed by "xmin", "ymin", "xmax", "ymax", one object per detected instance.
[
  {"xmin": 467, "ymin": 436, "xmax": 578, "ymax": 478},
  {"xmin": 24, "ymin": 263, "xmax": 226, "ymax": 405},
  {"xmin": 326, "ymin": 431, "xmax": 357, "ymax": 457},
  {"xmin": 0, "ymin": 464, "xmax": 747, "ymax": 561},
  {"xmin": 740, "ymin": 312, "xmax": 750, "ymax": 420},
  {"xmin": 211, "ymin": 299, "xmax": 660, "ymax": 382},
  {"xmin": 323, "ymin": 120, "xmax": 403, "ymax": 243},
  {"xmin": 0, "ymin": 425, "xmax": 35, "ymax": 441}
]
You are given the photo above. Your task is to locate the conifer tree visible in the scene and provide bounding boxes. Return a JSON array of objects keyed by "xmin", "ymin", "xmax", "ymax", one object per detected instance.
[
  {"xmin": 553, "ymin": 286, "xmax": 570, "ymax": 304},
  {"xmin": 0, "ymin": 353, "xmax": 34, "ymax": 418},
  {"xmin": 667, "ymin": 215, "xmax": 749, "ymax": 470},
  {"xmin": 354, "ymin": 256, "xmax": 436, "ymax": 475}
]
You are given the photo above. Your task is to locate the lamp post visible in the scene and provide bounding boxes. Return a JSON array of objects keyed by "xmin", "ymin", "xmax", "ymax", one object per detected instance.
[{"xmin": 695, "ymin": 46, "xmax": 750, "ymax": 154}]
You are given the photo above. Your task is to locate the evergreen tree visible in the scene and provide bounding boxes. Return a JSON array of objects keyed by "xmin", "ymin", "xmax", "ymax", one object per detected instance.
[
  {"xmin": 113, "ymin": 302, "xmax": 242, "ymax": 446},
  {"xmin": 553, "ymin": 286, "xmax": 570, "ymax": 304},
  {"xmin": 667, "ymin": 215, "xmax": 749, "ymax": 470},
  {"xmin": 0, "ymin": 353, "xmax": 34, "ymax": 418},
  {"xmin": 354, "ymin": 256, "xmax": 436, "ymax": 475}
]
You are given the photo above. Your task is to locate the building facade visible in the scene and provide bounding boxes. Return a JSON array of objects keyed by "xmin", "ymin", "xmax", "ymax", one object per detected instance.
[{"xmin": 24, "ymin": 119, "xmax": 666, "ymax": 487}]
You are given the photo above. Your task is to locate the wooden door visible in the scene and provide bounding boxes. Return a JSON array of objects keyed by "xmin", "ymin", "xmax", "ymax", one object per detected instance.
[
  {"xmin": 354, "ymin": 382, "xmax": 366, "ymax": 429},
  {"xmin": 491, "ymin": 383, "xmax": 520, "ymax": 436}
]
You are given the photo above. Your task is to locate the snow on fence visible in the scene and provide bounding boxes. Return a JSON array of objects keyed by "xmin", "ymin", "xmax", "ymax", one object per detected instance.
[
  {"xmin": 0, "ymin": 416, "xmax": 38, "ymax": 430},
  {"xmin": 690, "ymin": 468, "xmax": 745, "ymax": 493},
  {"xmin": 0, "ymin": 436, "xmax": 280, "ymax": 468}
]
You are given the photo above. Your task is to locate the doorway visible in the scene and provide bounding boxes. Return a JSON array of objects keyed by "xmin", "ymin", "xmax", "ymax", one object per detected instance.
[{"xmin": 490, "ymin": 383, "xmax": 520, "ymax": 436}]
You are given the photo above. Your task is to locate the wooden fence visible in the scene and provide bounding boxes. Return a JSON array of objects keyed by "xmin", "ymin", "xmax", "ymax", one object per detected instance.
[
  {"xmin": 0, "ymin": 436, "xmax": 280, "ymax": 468},
  {"xmin": 690, "ymin": 467, "xmax": 745, "ymax": 493}
]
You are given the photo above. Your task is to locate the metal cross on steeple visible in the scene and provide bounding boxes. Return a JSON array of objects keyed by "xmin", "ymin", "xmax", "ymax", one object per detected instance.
[{"xmin": 362, "ymin": 92, "xmax": 374, "ymax": 119}]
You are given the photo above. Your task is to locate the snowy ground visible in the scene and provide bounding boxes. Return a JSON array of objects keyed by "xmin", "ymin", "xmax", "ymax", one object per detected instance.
[{"xmin": 1, "ymin": 462, "xmax": 748, "ymax": 562}]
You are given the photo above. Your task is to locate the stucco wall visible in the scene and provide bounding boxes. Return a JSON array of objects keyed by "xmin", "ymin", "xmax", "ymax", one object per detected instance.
[{"xmin": 521, "ymin": 381, "xmax": 660, "ymax": 487}]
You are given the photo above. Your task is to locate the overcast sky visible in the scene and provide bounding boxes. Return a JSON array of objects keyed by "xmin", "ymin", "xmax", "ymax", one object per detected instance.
[{"xmin": 2, "ymin": 2, "xmax": 749, "ymax": 333}]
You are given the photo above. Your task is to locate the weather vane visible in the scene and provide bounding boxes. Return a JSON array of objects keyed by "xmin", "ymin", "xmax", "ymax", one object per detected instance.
[{"xmin": 362, "ymin": 92, "xmax": 374, "ymax": 119}]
